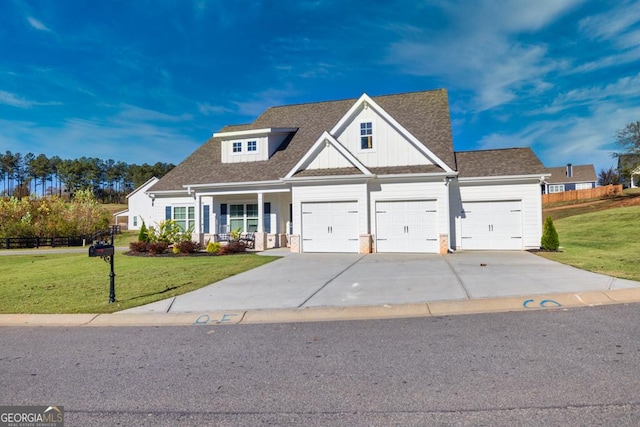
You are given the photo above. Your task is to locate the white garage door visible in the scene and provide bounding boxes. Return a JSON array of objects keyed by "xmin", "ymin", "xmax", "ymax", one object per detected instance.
[
  {"xmin": 376, "ymin": 200, "xmax": 439, "ymax": 253},
  {"xmin": 460, "ymin": 200, "xmax": 522, "ymax": 250},
  {"xmin": 301, "ymin": 201, "xmax": 359, "ymax": 252}
]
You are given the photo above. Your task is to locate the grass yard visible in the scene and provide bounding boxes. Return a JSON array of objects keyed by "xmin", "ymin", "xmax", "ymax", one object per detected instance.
[
  {"xmin": 537, "ymin": 205, "xmax": 640, "ymax": 281},
  {"xmin": 0, "ymin": 252, "xmax": 278, "ymax": 314}
]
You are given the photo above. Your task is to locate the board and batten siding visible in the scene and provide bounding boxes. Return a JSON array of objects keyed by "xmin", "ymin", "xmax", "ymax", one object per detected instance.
[
  {"xmin": 333, "ymin": 106, "xmax": 433, "ymax": 168},
  {"xmin": 306, "ymin": 143, "xmax": 355, "ymax": 170},
  {"xmin": 452, "ymin": 181, "xmax": 543, "ymax": 250},
  {"xmin": 292, "ymin": 183, "xmax": 369, "ymax": 236},
  {"xmin": 369, "ymin": 181, "xmax": 450, "ymax": 236}
]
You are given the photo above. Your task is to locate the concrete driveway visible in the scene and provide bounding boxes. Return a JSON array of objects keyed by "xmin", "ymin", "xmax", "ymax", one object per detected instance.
[{"xmin": 122, "ymin": 251, "xmax": 640, "ymax": 314}]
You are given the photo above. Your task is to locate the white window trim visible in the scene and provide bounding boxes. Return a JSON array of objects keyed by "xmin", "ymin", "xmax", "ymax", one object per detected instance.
[
  {"xmin": 359, "ymin": 121, "xmax": 374, "ymax": 152},
  {"xmin": 232, "ymin": 141, "xmax": 243, "ymax": 154},
  {"xmin": 548, "ymin": 184, "xmax": 565, "ymax": 193},
  {"xmin": 172, "ymin": 205, "xmax": 195, "ymax": 231},
  {"xmin": 247, "ymin": 140, "xmax": 258, "ymax": 153},
  {"xmin": 229, "ymin": 203, "xmax": 259, "ymax": 233}
]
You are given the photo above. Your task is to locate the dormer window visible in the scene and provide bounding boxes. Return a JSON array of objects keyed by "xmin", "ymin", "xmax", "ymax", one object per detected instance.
[
  {"xmin": 232, "ymin": 142, "xmax": 242, "ymax": 153},
  {"xmin": 360, "ymin": 122, "xmax": 373, "ymax": 149},
  {"xmin": 247, "ymin": 140, "xmax": 257, "ymax": 152}
]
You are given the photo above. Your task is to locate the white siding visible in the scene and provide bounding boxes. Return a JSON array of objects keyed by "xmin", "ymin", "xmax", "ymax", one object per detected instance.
[
  {"xmin": 126, "ymin": 179, "xmax": 158, "ymax": 230},
  {"xmin": 451, "ymin": 181, "xmax": 543, "ymax": 250},
  {"xmin": 221, "ymin": 136, "xmax": 268, "ymax": 163},
  {"xmin": 307, "ymin": 143, "xmax": 354, "ymax": 170},
  {"xmin": 333, "ymin": 105, "xmax": 433, "ymax": 168}
]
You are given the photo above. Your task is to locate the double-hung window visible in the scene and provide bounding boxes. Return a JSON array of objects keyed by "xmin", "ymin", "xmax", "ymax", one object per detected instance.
[
  {"xmin": 232, "ymin": 142, "xmax": 242, "ymax": 153},
  {"xmin": 173, "ymin": 206, "xmax": 195, "ymax": 231},
  {"xmin": 360, "ymin": 122, "xmax": 373, "ymax": 149},
  {"xmin": 230, "ymin": 204, "xmax": 258, "ymax": 233}
]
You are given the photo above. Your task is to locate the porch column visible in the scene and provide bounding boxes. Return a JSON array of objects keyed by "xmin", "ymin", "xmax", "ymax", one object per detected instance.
[
  {"xmin": 257, "ymin": 192, "xmax": 264, "ymax": 232},
  {"xmin": 194, "ymin": 194, "xmax": 202, "ymax": 243}
]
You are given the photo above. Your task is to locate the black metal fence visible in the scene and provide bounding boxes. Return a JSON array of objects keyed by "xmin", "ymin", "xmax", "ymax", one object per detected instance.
[{"xmin": 2, "ymin": 225, "xmax": 121, "ymax": 250}]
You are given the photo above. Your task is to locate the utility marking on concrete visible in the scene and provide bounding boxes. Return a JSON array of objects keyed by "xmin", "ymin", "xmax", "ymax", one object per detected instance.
[
  {"xmin": 193, "ymin": 313, "xmax": 239, "ymax": 325},
  {"xmin": 607, "ymin": 277, "xmax": 615, "ymax": 291},
  {"xmin": 523, "ymin": 299, "xmax": 562, "ymax": 308},
  {"xmin": 442, "ymin": 256, "xmax": 471, "ymax": 300},
  {"xmin": 297, "ymin": 255, "xmax": 367, "ymax": 308}
]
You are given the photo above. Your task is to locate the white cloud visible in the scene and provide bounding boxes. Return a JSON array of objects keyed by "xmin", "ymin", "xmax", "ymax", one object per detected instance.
[
  {"xmin": 27, "ymin": 16, "xmax": 52, "ymax": 32},
  {"xmin": 0, "ymin": 90, "xmax": 61, "ymax": 108},
  {"xmin": 579, "ymin": 1, "xmax": 640, "ymax": 47},
  {"xmin": 231, "ymin": 86, "xmax": 299, "ymax": 117},
  {"xmin": 385, "ymin": 0, "xmax": 584, "ymax": 111}
]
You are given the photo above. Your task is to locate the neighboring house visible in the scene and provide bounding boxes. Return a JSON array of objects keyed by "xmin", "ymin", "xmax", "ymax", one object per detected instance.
[
  {"xmin": 115, "ymin": 177, "xmax": 159, "ymax": 230},
  {"xmin": 542, "ymin": 164, "xmax": 597, "ymax": 194},
  {"xmin": 617, "ymin": 154, "xmax": 640, "ymax": 188},
  {"xmin": 144, "ymin": 89, "xmax": 549, "ymax": 253}
]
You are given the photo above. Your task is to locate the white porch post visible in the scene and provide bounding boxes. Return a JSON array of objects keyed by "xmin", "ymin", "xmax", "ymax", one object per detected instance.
[
  {"xmin": 255, "ymin": 192, "xmax": 267, "ymax": 251},
  {"xmin": 194, "ymin": 193, "xmax": 202, "ymax": 243},
  {"xmin": 257, "ymin": 192, "xmax": 264, "ymax": 232}
]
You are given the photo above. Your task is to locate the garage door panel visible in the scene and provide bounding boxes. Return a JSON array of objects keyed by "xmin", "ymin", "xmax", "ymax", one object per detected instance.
[
  {"xmin": 301, "ymin": 202, "xmax": 358, "ymax": 253},
  {"xmin": 376, "ymin": 200, "xmax": 438, "ymax": 253},
  {"xmin": 460, "ymin": 201, "xmax": 522, "ymax": 250}
]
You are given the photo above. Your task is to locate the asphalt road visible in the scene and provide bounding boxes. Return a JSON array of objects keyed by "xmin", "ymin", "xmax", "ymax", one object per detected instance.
[{"xmin": 2, "ymin": 304, "xmax": 640, "ymax": 426}]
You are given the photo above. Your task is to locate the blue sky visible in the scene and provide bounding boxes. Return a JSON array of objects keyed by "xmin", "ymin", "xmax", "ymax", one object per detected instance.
[{"xmin": 1, "ymin": 0, "xmax": 639, "ymax": 174}]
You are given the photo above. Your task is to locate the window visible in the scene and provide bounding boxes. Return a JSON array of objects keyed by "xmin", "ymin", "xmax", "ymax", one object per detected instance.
[
  {"xmin": 247, "ymin": 140, "xmax": 257, "ymax": 152},
  {"xmin": 173, "ymin": 206, "xmax": 195, "ymax": 231},
  {"xmin": 230, "ymin": 203, "xmax": 258, "ymax": 232},
  {"xmin": 232, "ymin": 142, "xmax": 242, "ymax": 153},
  {"xmin": 360, "ymin": 122, "xmax": 373, "ymax": 149},
  {"xmin": 575, "ymin": 182, "xmax": 592, "ymax": 190},
  {"xmin": 133, "ymin": 216, "xmax": 138, "ymax": 227},
  {"xmin": 548, "ymin": 184, "xmax": 565, "ymax": 193}
]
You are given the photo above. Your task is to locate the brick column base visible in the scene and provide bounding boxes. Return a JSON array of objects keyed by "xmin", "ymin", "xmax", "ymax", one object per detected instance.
[{"xmin": 439, "ymin": 234, "xmax": 449, "ymax": 255}]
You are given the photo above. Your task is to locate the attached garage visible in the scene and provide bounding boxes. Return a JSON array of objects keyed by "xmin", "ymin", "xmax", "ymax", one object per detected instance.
[
  {"xmin": 301, "ymin": 201, "xmax": 359, "ymax": 252},
  {"xmin": 375, "ymin": 200, "xmax": 439, "ymax": 253},
  {"xmin": 460, "ymin": 200, "xmax": 523, "ymax": 250}
]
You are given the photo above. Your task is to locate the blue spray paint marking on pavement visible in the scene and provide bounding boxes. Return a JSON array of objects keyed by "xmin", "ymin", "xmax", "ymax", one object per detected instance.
[
  {"xmin": 523, "ymin": 299, "xmax": 562, "ymax": 309},
  {"xmin": 193, "ymin": 313, "xmax": 238, "ymax": 325}
]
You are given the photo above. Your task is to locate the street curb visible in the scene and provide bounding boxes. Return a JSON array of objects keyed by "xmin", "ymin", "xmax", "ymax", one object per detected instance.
[{"xmin": 1, "ymin": 288, "xmax": 640, "ymax": 327}]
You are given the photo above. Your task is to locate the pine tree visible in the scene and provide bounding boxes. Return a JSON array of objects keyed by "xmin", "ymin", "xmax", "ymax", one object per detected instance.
[
  {"xmin": 541, "ymin": 216, "xmax": 559, "ymax": 251},
  {"xmin": 138, "ymin": 220, "xmax": 149, "ymax": 243}
]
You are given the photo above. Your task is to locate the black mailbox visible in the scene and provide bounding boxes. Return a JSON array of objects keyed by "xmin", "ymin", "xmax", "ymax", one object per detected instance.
[{"xmin": 89, "ymin": 244, "xmax": 114, "ymax": 257}]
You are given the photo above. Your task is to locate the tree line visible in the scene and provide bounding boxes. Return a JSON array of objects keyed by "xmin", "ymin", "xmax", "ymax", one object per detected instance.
[
  {"xmin": 597, "ymin": 120, "xmax": 639, "ymax": 186},
  {"xmin": 0, "ymin": 151, "xmax": 174, "ymax": 203}
]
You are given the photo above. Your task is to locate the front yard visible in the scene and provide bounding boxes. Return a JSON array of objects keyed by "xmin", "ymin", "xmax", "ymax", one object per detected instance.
[
  {"xmin": 537, "ymin": 205, "xmax": 640, "ymax": 282},
  {"xmin": 0, "ymin": 252, "xmax": 278, "ymax": 314}
]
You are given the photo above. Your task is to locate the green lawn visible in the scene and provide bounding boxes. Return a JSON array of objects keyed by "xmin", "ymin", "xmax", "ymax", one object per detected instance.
[
  {"xmin": 0, "ymin": 252, "xmax": 278, "ymax": 314},
  {"xmin": 537, "ymin": 205, "xmax": 640, "ymax": 281}
]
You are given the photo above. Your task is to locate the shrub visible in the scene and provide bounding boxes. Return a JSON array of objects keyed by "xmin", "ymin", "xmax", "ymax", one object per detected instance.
[
  {"xmin": 138, "ymin": 221, "xmax": 150, "ymax": 243},
  {"xmin": 541, "ymin": 216, "xmax": 560, "ymax": 251},
  {"xmin": 218, "ymin": 241, "xmax": 247, "ymax": 255},
  {"xmin": 129, "ymin": 241, "xmax": 148, "ymax": 253},
  {"xmin": 172, "ymin": 245, "xmax": 181, "ymax": 254},
  {"xmin": 147, "ymin": 242, "xmax": 169, "ymax": 255},
  {"xmin": 206, "ymin": 241, "xmax": 221, "ymax": 254},
  {"xmin": 175, "ymin": 240, "xmax": 201, "ymax": 254}
]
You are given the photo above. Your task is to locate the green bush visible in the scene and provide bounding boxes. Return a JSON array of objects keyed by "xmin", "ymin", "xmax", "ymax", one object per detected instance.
[
  {"xmin": 541, "ymin": 216, "xmax": 560, "ymax": 251},
  {"xmin": 138, "ymin": 221, "xmax": 149, "ymax": 243},
  {"xmin": 206, "ymin": 241, "xmax": 221, "ymax": 254}
]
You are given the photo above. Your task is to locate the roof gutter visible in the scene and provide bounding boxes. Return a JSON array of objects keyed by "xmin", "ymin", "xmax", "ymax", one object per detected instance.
[{"xmin": 458, "ymin": 173, "xmax": 551, "ymax": 183}]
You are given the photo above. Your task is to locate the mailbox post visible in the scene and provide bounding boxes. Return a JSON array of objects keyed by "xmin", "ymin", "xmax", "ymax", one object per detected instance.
[{"xmin": 89, "ymin": 228, "xmax": 116, "ymax": 303}]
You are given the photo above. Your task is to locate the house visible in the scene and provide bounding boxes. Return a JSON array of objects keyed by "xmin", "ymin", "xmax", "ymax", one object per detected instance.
[
  {"xmin": 542, "ymin": 164, "xmax": 597, "ymax": 194},
  {"xmin": 114, "ymin": 177, "xmax": 159, "ymax": 230},
  {"xmin": 617, "ymin": 154, "xmax": 640, "ymax": 188},
  {"xmin": 144, "ymin": 89, "xmax": 549, "ymax": 253}
]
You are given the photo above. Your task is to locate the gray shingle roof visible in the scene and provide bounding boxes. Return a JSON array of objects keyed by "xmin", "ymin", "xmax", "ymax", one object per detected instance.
[
  {"xmin": 545, "ymin": 164, "xmax": 596, "ymax": 184},
  {"xmin": 150, "ymin": 89, "xmax": 455, "ymax": 192},
  {"xmin": 454, "ymin": 148, "xmax": 548, "ymax": 178}
]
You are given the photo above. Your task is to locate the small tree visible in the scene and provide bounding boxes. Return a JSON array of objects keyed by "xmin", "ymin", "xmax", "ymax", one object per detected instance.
[
  {"xmin": 138, "ymin": 220, "xmax": 149, "ymax": 243},
  {"xmin": 541, "ymin": 216, "xmax": 560, "ymax": 251},
  {"xmin": 598, "ymin": 167, "xmax": 620, "ymax": 186}
]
